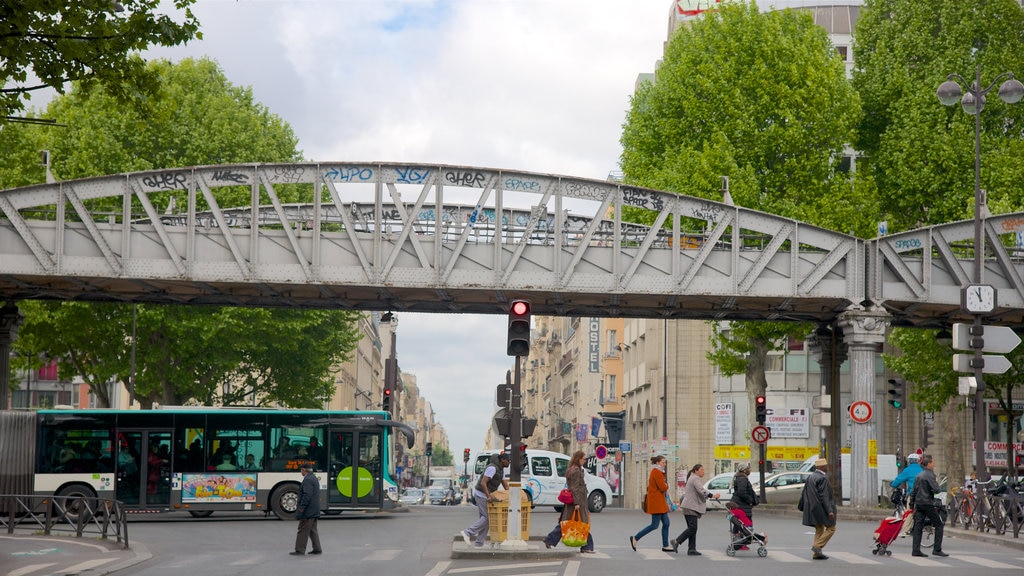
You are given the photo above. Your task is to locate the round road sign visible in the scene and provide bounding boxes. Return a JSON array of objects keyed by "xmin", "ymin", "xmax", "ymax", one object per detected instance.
[
  {"xmin": 595, "ymin": 444, "xmax": 608, "ymax": 459},
  {"xmin": 849, "ymin": 400, "xmax": 873, "ymax": 423},
  {"xmin": 751, "ymin": 425, "xmax": 770, "ymax": 444}
]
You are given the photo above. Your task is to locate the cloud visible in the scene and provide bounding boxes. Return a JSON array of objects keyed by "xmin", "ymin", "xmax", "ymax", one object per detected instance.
[{"xmin": 146, "ymin": 0, "xmax": 668, "ymax": 453}]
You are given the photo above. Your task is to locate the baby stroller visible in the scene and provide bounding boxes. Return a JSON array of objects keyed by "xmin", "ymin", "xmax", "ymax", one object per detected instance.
[
  {"xmin": 872, "ymin": 508, "xmax": 913, "ymax": 556},
  {"xmin": 725, "ymin": 507, "xmax": 768, "ymax": 557}
]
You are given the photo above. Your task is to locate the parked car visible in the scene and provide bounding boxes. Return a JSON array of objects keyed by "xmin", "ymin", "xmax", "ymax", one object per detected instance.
[
  {"xmin": 704, "ymin": 471, "xmax": 762, "ymax": 509},
  {"xmin": 760, "ymin": 471, "xmax": 812, "ymax": 505},
  {"xmin": 471, "ymin": 449, "xmax": 612, "ymax": 513},
  {"xmin": 399, "ymin": 488, "xmax": 426, "ymax": 505}
]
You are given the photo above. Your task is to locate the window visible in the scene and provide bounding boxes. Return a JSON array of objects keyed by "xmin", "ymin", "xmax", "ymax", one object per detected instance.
[
  {"xmin": 836, "ymin": 45, "xmax": 849, "ymax": 62},
  {"xmin": 607, "ymin": 375, "xmax": 617, "ymax": 399},
  {"xmin": 554, "ymin": 457, "xmax": 569, "ymax": 478},
  {"xmin": 531, "ymin": 456, "xmax": 552, "ymax": 476},
  {"xmin": 607, "ymin": 330, "xmax": 618, "ymax": 352}
]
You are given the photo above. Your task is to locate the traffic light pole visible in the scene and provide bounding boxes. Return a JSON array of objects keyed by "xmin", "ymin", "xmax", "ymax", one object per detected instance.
[{"xmin": 503, "ymin": 357, "xmax": 527, "ymax": 549}]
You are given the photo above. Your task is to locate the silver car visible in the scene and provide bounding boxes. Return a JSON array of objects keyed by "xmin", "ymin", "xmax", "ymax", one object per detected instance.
[{"xmin": 760, "ymin": 471, "xmax": 812, "ymax": 505}]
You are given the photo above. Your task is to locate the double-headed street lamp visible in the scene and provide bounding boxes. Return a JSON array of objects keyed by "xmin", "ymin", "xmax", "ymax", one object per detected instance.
[{"xmin": 936, "ymin": 68, "xmax": 1023, "ymax": 483}]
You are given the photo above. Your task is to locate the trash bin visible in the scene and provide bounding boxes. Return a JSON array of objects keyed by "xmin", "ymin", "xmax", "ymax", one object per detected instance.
[{"xmin": 487, "ymin": 501, "xmax": 530, "ymax": 541}]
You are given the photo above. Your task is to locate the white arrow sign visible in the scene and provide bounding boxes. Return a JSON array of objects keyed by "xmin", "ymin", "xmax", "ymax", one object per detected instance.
[
  {"xmin": 953, "ymin": 353, "xmax": 1013, "ymax": 374},
  {"xmin": 952, "ymin": 323, "xmax": 1022, "ymax": 354}
]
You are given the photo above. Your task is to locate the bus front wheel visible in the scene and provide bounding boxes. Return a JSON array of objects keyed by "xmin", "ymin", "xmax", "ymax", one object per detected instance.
[
  {"xmin": 271, "ymin": 484, "xmax": 301, "ymax": 520},
  {"xmin": 55, "ymin": 484, "xmax": 97, "ymax": 524}
]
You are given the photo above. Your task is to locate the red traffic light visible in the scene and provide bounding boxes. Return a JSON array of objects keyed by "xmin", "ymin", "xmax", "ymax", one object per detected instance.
[
  {"xmin": 511, "ymin": 300, "xmax": 530, "ymax": 317},
  {"xmin": 755, "ymin": 395, "xmax": 765, "ymax": 405}
]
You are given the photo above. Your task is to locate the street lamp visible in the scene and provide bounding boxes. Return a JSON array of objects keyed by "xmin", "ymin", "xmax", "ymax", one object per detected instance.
[{"xmin": 936, "ymin": 67, "xmax": 1024, "ymax": 483}]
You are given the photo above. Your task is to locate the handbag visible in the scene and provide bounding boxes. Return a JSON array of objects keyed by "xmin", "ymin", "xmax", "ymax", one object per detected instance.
[
  {"xmin": 558, "ymin": 488, "xmax": 575, "ymax": 505},
  {"xmin": 641, "ymin": 492, "xmax": 648, "ymax": 513},
  {"xmin": 560, "ymin": 506, "xmax": 590, "ymax": 547},
  {"xmin": 666, "ymin": 493, "xmax": 679, "ymax": 512}
]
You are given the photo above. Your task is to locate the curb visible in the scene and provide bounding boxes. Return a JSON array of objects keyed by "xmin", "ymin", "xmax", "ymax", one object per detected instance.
[{"xmin": 449, "ymin": 535, "xmax": 578, "ymax": 560}]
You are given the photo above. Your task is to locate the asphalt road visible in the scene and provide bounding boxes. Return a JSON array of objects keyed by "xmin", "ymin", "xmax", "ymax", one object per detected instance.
[{"xmin": 4, "ymin": 505, "xmax": 1022, "ymax": 576}]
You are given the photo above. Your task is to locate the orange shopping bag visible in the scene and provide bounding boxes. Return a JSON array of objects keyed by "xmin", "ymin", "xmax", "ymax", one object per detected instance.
[{"xmin": 560, "ymin": 506, "xmax": 589, "ymax": 547}]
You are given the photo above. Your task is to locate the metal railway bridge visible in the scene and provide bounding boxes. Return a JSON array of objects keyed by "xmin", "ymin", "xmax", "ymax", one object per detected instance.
[{"xmin": 3, "ymin": 161, "xmax": 1024, "ymax": 507}]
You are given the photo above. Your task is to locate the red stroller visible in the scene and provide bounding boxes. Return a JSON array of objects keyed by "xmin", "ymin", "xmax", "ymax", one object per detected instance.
[{"xmin": 872, "ymin": 509, "xmax": 913, "ymax": 556}]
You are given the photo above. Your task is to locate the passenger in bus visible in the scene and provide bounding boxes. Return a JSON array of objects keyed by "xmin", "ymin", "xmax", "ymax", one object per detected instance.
[
  {"xmin": 306, "ymin": 437, "xmax": 324, "ymax": 464},
  {"xmin": 242, "ymin": 454, "xmax": 259, "ymax": 470},
  {"xmin": 216, "ymin": 453, "xmax": 238, "ymax": 470},
  {"xmin": 118, "ymin": 445, "xmax": 138, "ymax": 475},
  {"xmin": 274, "ymin": 436, "xmax": 295, "ymax": 458},
  {"xmin": 148, "ymin": 441, "xmax": 169, "ymax": 495}
]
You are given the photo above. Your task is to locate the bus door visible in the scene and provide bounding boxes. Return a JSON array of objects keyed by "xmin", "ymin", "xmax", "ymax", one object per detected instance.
[
  {"xmin": 327, "ymin": 429, "xmax": 382, "ymax": 507},
  {"xmin": 115, "ymin": 429, "xmax": 172, "ymax": 508}
]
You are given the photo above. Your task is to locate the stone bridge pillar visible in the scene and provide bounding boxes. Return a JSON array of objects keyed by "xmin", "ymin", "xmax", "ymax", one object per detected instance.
[
  {"xmin": 0, "ymin": 301, "xmax": 24, "ymax": 410},
  {"xmin": 806, "ymin": 323, "xmax": 847, "ymax": 500},
  {"xmin": 837, "ymin": 303, "xmax": 891, "ymax": 509}
]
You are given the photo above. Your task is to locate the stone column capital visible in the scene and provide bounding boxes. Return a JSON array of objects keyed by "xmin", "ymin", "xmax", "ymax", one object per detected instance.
[{"xmin": 837, "ymin": 303, "xmax": 890, "ymax": 348}]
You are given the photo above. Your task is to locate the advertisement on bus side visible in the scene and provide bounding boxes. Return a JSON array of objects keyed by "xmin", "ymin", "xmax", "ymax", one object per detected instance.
[{"xmin": 180, "ymin": 473, "xmax": 257, "ymax": 502}]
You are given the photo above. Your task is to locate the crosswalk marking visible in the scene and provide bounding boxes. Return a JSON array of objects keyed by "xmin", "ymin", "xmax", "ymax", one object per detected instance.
[
  {"xmin": 826, "ymin": 551, "xmax": 881, "ymax": 564},
  {"xmin": 449, "ymin": 562, "xmax": 562, "ymax": 573},
  {"xmin": 699, "ymin": 550, "xmax": 739, "ymax": 561},
  {"xmin": 7, "ymin": 563, "xmax": 57, "ymax": 576},
  {"xmin": 636, "ymin": 549, "xmax": 674, "ymax": 560},
  {"xmin": 426, "ymin": 561, "xmax": 451, "ymax": 576},
  {"xmin": 956, "ymin": 554, "xmax": 1019, "ymax": 569},
  {"xmin": 892, "ymin": 554, "xmax": 946, "ymax": 567},
  {"xmin": 363, "ymin": 549, "xmax": 402, "ymax": 561},
  {"xmin": 563, "ymin": 560, "xmax": 580, "ymax": 576},
  {"xmin": 761, "ymin": 549, "xmax": 810, "ymax": 563}
]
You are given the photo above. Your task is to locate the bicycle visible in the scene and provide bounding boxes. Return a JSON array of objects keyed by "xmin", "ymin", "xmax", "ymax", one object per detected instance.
[{"xmin": 948, "ymin": 486, "xmax": 975, "ymax": 529}]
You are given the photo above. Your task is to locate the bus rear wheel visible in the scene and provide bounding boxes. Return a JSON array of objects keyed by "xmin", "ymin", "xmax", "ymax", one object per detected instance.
[
  {"xmin": 271, "ymin": 484, "xmax": 300, "ymax": 520},
  {"xmin": 55, "ymin": 484, "xmax": 97, "ymax": 524}
]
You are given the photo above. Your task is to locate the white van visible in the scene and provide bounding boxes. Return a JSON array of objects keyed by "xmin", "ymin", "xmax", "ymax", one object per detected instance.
[{"xmin": 471, "ymin": 449, "xmax": 613, "ymax": 512}]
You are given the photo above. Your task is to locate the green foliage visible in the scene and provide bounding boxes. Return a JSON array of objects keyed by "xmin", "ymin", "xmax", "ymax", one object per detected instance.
[
  {"xmin": 3, "ymin": 57, "xmax": 360, "ymax": 408},
  {"xmin": 620, "ymin": 3, "xmax": 867, "ymax": 398},
  {"xmin": 0, "ymin": 0, "xmax": 201, "ymax": 122},
  {"xmin": 431, "ymin": 447, "xmax": 454, "ymax": 467},
  {"xmin": 852, "ymin": 0, "xmax": 1024, "ymax": 232}
]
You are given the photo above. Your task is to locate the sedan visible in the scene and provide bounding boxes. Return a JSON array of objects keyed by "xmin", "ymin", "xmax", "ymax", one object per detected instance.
[
  {"xmin": 399, "ymin": 488, "xmax": 426, "ymax": 505},
  {"xmin": 760, "ymin": 471, "xmax": 812, "ymax": 505},
  {"xmin": 704, "ymin": 471, "xmax": 762, "ymax": 509}
]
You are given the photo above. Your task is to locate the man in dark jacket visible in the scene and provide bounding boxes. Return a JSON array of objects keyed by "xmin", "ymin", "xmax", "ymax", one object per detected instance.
[
  {"xmin": 910, "ymin": 454, "xmax": 948, "ymax": 557},
  {"xmin": 798, "ymin": 458, "xmax": 836, "ymax": 560},
  {"xmin": 291, "ymin": 462, "xmax": 322, "ymax": 555}
]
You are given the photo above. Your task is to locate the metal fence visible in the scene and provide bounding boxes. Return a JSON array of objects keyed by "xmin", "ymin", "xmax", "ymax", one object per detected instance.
[
  {"xmin": 0, "ymin": 494, "xmax": 129, "ymax": 548},
  {"xmin": 946, "ymin": 486, "xmax": 1023, "ymax": 539}
]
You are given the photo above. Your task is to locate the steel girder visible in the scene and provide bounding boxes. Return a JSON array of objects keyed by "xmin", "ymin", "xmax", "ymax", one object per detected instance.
[{"xmin": 0, "ymin": 162, "xmax": 869, "ymax": 321}]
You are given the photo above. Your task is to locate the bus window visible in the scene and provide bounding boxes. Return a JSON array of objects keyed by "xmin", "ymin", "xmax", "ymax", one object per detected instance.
[
  {"xmin": 209, "ymin": 428, "xmax": 265, "ymax": 471},
  {"xmin": 173, "ymin": 413, "xmax": 206, "ymax": 473},
  {"xmin": 37, "ymin": 415, "xmax": 114, "ymax": 474},
  {"xmin": 267, "ymin": 412, "xmax": 328, "ymax": 471}
]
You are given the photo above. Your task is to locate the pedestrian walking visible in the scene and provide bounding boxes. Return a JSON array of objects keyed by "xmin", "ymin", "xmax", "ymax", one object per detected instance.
[
  {"xmin": 542, "ymin": 450, "xmax": 595, "ymax": 553},
  {"xmin": 461, "ymin": 453, "xmax": 509, "ymax": 547},
  {"xmin": 629, "ymin": 455, "xmax": 673, "ymax": 552},
  {"xmin": 798, "ymin": 458, "xmax": 836, "ymax": 560},
  {"xmin": 290, "ymin": 462, "xmax": 322, "ymax": 555},
  {"xmin": 729, "ymin": 462, "xmax": 758, "ymax": 545},
  {"xmin": 670, "ymin": 463, "xmax": 718, "ymax": 555},
  {"xmin": 891, "ymin": 450, "xmax": 923, "ymax": 536},
  {"xmin": 910, "ymin": 454, "xmax": 948, "ymax": 557}
]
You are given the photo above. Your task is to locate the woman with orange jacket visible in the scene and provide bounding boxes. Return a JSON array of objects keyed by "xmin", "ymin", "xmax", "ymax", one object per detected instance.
[{"xmin": 629, "ymin": 455, "xmax": 674, "ymax": 552}]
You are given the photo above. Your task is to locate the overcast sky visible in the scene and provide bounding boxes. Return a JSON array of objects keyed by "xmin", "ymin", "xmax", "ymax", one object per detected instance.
[{"xmin": 141, "ymin": 0, "xmax": 675, "ymax": 454}]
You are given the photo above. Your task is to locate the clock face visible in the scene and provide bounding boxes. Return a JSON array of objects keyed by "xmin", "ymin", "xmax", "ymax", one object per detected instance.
[{"xmin": 964, "ymin": 284, "xmax": 996, "ymax": 313}]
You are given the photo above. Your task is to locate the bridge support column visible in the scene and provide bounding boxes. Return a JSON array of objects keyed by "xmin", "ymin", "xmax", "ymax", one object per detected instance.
[
  {"xmin": 806, "ymin": 324, "xmax": 846, "ymax": 503},
  {"xmin": 837, "ymin": 303, "xmax": 891, "ymax": 509},
  {"xmin": 0, "ymin": 301, "xmax": 24, "ymax": 410}
]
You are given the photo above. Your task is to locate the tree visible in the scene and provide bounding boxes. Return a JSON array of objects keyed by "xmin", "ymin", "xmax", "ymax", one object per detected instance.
[
  {"xmin": 852, "ymin": 0, "xmax": 1024, "ymax": 231},
  {"xmin": 619, "ymin": 3, "xmax": 869, "ymax": 443},
  {"xmin": 0, "ymin": 0, "xmax": 200, "ymax": 123},
  {"xmin": 854, "ymin": 0, "xmax": 1024, "ymax": 480},
  {"xmin": 4, "ymin": 58, "xmax": 362, "ymax": 408}
]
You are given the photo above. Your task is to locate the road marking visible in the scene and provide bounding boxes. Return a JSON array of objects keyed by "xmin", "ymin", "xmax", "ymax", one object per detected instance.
[
  {"xmin": 564, "ymin": 560, "xmax": 580, "ymax": 576},
  {"xmin": 425, "ymin": 560, "xmax": 450, "ymax": 576},
  {"xmin": 762, "ymin": 549, "xmax": 811, "ymax": 562},
  {"xmin": 637, "ymin": 549, "xmax": 674, "ymax": 560},
  {"xmin": 10, "ymin": 548, "xmax": 61, "ymax": 557},
  {"xmin": 825, "ymin": 551, "xmax": 881, "ymax": 564},
  {"xmin": 699, "ymin": 550, "xmax": 739, "ymax": 561},
  {"xmin": 363, "ymin": 549, "xmax": 402, "ymax": 561},
  {"xmin": 893, "ymin": 554, "xmax": 945, "ymax": 567},
  {"xmin": 8, "ymin": 563, "xmax": 57, "ymax": 576},
  {"xmin": 61, "ymin": 558, "xmax": 117, "ymax": 572},
  {"xmin": 956, "ymin": 554, "xmax": 1019, "ymax": 569},
  {"xmin": 448, "ymin": 562, "xmax": 562, "ymax": 573}
]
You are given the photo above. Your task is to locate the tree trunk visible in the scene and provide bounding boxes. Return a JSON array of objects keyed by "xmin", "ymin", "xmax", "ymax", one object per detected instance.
[
  {"xmin": 944, "ymin": 396, "xmax": 965, "ymax": 491},
  {"xmin": 746, "ymin": 338, "xmax": 769, "ymax": 469}
]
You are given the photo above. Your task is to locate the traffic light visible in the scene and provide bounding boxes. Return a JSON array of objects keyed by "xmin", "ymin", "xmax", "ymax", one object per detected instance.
[
  {"xmin": 382, "ymin": 388, "xmax": 392, "ymax": 413},
  {"xmin": 507, "ymin": 299, "xmax": 531, "ymax": 357},
  {"xmin": 425, "ymin": 442, "xmax": 433, "ymax": 457},
  {"xmin": 463, "ymin": 448, "xmax": 471, "ymax": 462},
  {"xmin": 887, "ymin": 378, "xmax": 906, "ymax": 410},
  {"xmin": 755, "ymin": 395, "xmax": 767, "ymax": 424}
]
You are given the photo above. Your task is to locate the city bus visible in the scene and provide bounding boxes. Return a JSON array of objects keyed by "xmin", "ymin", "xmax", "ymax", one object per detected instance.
[{"xmin": 0, "ymin": 408, "xmax": 414, "ymax": 519}]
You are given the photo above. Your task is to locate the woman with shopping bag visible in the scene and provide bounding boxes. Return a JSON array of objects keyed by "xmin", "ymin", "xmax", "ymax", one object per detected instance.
[{"xmin": 542, "ymin": 450, "xmax": 595, "ymax": 553}]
